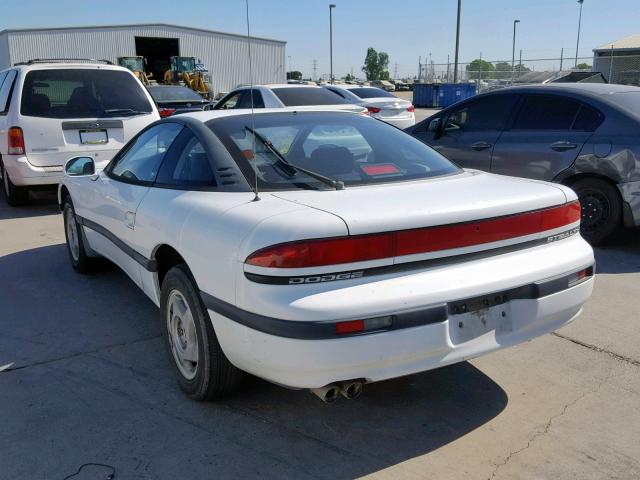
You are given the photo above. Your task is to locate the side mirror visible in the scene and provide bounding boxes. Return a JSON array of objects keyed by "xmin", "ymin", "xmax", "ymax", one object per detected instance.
[
  {"xmin": 428, "ymin": 118, "xmax": 442, "ymax": 132},
  {"xmin": 65, "ymin": 156, "xmax": 95, "ymax": 177}
]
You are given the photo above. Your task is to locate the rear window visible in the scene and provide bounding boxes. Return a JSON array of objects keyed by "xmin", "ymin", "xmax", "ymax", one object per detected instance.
[
  {"xmin": 148, "ymin": 86, "xmax": 204, "ymax": 102},
  {"xmin": 349, "ymin": 87, "xmax": 396, "ymax": 99},
  {"xmin": 21, "ymin": 69, "xmax": 153, "ymax": 119},
  {"xmin": 209, "ymin": 112, "xmax": 459, "ymax": 191},
  {"xmin": 271, "ymin": 87, "xmax": 349, "ymax": 106}
]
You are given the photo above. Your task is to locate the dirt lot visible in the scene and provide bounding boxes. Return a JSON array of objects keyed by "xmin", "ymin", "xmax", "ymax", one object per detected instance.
[{"xmin": 1, "ymin": 190, "xmax": 640, "ymax": 480}]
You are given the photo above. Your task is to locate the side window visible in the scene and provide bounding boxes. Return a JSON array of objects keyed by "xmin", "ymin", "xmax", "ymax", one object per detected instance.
[
  {"xmin": 155, "ymin": 133, "xmax": 216, "ymax": 188},
  {"xmin": 237, "ymin": 89, "xmax": 265, "ymax": 108},
  {"xmin": 110, "ymin": 123, "xmax": 183, "ymax": 184},
  {"xmin": 572, "ymin": 104, "xmax": 603, "ymax": 132},
  {"xmin": 215, "ymin": 91, "xmax": 244, "ymax": 110},
  {"xmin": 445, "ymin": 95, "xmax": 517, "ymax": 132},
  {"xmin": 513, "ymin": 94, "xmax": 581, "ymax": 131},
  {"xmin": 0, "ymin": 70, "xmax": 17, "ymax": 113}
]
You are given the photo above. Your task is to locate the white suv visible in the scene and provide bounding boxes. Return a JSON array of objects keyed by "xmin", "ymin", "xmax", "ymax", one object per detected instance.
[{"xmin": 0, "ymin": 59, "xmax": 160, "ymax": 205}]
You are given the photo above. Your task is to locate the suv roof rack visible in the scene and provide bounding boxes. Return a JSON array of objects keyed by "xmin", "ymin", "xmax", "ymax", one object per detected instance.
[{"xmin": 14, "ymin": 58, "xmax": 114, "ymax": 66}]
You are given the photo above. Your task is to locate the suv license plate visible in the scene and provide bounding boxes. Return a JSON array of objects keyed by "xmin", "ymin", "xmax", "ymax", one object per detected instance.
[{"xmin": 79, "ymin": 129, "xmax": 108, "ymax": 145}]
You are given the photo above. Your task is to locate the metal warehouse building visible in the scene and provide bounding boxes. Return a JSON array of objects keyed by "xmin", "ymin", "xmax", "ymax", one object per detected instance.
[
  {"xmin": 0, "ymin": 23, "xmax": 286, "ymax": 94},
  {"xmin": 593, "ymin": 34, "xmax": 640, "ymax": 85}
]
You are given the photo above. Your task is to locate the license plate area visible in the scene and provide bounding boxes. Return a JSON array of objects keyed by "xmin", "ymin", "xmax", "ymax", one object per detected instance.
[
  {"xmin": 79, "ymin": 129, "xmax": 108, "ymax": 145},
  {"xmin": 448, "ymin": 291, "xmax": 513, "ymax": 344}
]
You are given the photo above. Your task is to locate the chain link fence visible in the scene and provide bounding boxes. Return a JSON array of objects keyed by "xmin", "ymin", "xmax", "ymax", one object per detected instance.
[{"xmin": 417, "ymin": 55, "xmax": 640, "ymax": 92}]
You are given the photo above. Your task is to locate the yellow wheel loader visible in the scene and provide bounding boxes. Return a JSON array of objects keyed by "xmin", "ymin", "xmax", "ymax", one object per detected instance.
[
  {"xmin": 163, "ymin": 57, "xmax": 212, "ymax": 99},
  {"xmin": 117, "ymin": 57, "xmax": 154, "ymax": 86}
]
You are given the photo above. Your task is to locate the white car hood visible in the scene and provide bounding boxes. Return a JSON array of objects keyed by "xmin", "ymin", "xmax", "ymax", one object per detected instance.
[{"xmin": 271, "ymin": 170, "xmax": 571, "ymax": 235}]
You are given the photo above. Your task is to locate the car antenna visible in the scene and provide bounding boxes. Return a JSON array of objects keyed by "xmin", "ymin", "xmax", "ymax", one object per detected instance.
[{"xmin": 245, "ymin": 0, "xmax": 260, "ymax": 202}]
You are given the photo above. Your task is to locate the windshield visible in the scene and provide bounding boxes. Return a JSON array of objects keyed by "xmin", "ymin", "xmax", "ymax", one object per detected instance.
[
  {"xmin": 148, "ymin": 86, "xmax": 204, "ymax": 102},
  {"xmin": 271, "ymin": 87, "xmax": 350, "ymax": 106},
  {"xmin": 21, "ymin": 69, "xmax": 153, "ymax": 118},
  {"xmin": 208, "ymin": 112, "xmax": 459, "ymax": 191},
  {"xmin": 349, "ymin": 87, "xmax": 397, "ymax": 99}
]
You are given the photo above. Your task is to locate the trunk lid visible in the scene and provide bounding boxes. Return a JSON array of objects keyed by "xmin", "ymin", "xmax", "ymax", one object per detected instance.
[
  {"xmin": 362, "ymin": 98, "xmax": 412, "ymax": 118},
  {"xmin": 272, "ymin": 170, "xmax": 570, "ymax": 235}
]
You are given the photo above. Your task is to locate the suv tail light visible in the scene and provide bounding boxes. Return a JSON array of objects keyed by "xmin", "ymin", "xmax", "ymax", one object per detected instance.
[
  {"xmin": 245, "ymin": 202, "xmax": 581, "ymax": 268},
  {"xmin": 8, "ymin": 127, "xmax": 25, "ymax": 155},
  {"xmin": 158, "ymin": 108, "xmax": 177, "ymax": 118},
  {"xmin": 407, "ymin": 105, "xmax": 415, "ymax": 112},
  {"xmin": 366, "ymin": 106, "xmax": 381, "ymax": 114}
]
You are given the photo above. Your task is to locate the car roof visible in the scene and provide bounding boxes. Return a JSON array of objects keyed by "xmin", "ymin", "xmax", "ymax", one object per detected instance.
[
  {"xmin": 175, "ymin": 108, "xmax": 365, "ymax": 122},
  {"xmin": 257, "ymin": 84, "xmax": 324, "ymax": 89},
  {"xmin": 482, "ymin": 82, "xmax": 640, "ymax": 99},
  {"xmin": 9, "ymin": 62, "xmax": 130, "ymax": 72}
]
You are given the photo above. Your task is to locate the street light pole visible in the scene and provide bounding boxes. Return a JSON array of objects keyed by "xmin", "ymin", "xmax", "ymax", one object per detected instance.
[
  {"xmin": 575, "ymin": 0, "xmax": 584, "ymax": 67},
  {"xmin": 329, "ymin": 4, "xmax": 336, "ymax": 84},
  {"xmin": 511, "ymin": 19, "xmax": 520, "ymax": 83},
  {"xmin": 453, "ymin": 0, "xmax": 461, "ymax": 83}
]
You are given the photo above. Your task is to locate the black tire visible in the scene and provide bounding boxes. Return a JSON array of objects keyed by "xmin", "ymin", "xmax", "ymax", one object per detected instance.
[
  {"xmin": 1, "ymin": 160, "xmax": 29, "ymax": 206},
  {"xmin": 160, "ymin": 265, "xmax": 243, "ymax": 400},
  {"xmin": 63, "ymin": 198, "xmax": 94, "ymax": 273},
  {"xmin": 571, "ymin": 177, "xmax": 622, "ymax": 246}
]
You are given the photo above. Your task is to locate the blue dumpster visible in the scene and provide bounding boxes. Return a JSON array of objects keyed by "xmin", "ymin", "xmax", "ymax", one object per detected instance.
[
  {"xmin": 437, "ymin": 83, "xmax": 477, "ymax": 108},
  {"xmin": 412, "ymin": 83, "xmax": 440, "ymax": 107}
]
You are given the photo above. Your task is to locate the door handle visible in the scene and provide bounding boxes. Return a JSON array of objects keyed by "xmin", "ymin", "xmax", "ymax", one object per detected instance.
[
  {"xmin": 550, "ymin": 141, "xmax": 578, "ymax": 152},
  {"xmin": 471, "ymin": 141, "xmax": 492, "ymax": 151}
]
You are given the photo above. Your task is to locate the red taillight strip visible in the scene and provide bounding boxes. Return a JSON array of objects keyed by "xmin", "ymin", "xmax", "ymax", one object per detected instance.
[{"xmin": 246, "ymin": 201, "xmax": 580, "ymax": 269}]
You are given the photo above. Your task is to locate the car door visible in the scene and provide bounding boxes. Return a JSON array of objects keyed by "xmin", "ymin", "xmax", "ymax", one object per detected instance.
[
  {"xmin": 411, "ymin": 94, "xmax": 518, "ymax": 171},
  {"xmin": 77, "ymin": 123, "xmax": 183, "ymax": 285},
  {"xmin": 491, "ymin": 93, "xmax": 601, "ymax": 180}
]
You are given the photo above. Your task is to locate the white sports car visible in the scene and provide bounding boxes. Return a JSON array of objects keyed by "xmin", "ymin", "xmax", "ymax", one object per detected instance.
[{"xmin": 59, "ymin": 109, "xmax": 594, "ymax": 402}]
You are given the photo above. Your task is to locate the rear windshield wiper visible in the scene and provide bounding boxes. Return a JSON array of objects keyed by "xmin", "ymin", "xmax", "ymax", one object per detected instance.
[
  {"xmin": 244, "ymin": 126, "xmax": 345, "ymax": 190},
  {"xmin": 103, "ymin": 108, "xmax": 148, "ymax": 116}
]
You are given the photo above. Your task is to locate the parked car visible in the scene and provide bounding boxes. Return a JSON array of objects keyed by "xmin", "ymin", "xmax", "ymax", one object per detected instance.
[
  {"xmin": 323, "ymin": 84, "xmax": 415, "ymax": 128},
  {"xmin": 407, "ymin": 83, "xmax": 640, "ymax": 244},
  {"xmin": 370, "ymin": 80, "xmax": 395, "ymax": 92},
  {"xmin": 213, "ymin": 84, "xmax": 366, "ymax": 114},
  {"xmin": 59, "ymin": 109, "xmax": 593, "ymax": 402},
  {"xmin": 0, "ymin": 59, "xmax": 160, "ymax": 205},
  {"xmin": 147, "ymin": 85, "xmax": 212, "ymax": 118}
]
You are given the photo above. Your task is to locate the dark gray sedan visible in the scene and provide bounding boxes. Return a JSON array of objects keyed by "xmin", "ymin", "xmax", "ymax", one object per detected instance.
[{"xmin": 408, "ymin": 84, "xmax": 640, "ymax": 244}]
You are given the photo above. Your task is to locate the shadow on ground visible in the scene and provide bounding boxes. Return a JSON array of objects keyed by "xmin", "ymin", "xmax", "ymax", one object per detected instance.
[
  {"xmin": 0, "ymin": 243, "xmax": 508, "ymax": 479},
  {"xmin": 0, "ymin": 189, "xmax": 59, "ymax": 220},
  {"xmin": 594, "ymin": 228, "xmax": 640, "ymax": 274}
]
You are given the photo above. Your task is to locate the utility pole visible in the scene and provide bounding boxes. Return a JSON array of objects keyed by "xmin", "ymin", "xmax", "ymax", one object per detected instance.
[
  {"xmin": 312, "ymin": 59, "xmax": 318, "ymax": 81},
  {"xmin": 418, "ymin": 56, "xmax": 421, "ymax": 82},
  {"xmin": 453, "ymin": 0, "xmax": 461, "ymax": 83},
  {"xmin": 575, "ymin": 0, "xmax": 584, "ymax": 67},
  {"xmin": 447, "ymin": 54, "xmax": 450, "ymax": 82},
  {"xmin": 511, "ymin": 19, "xmax": 520, "ymax": 83},
  {"xmin": 560, "ymin": 47, "xmax": 564, "ymax": 71},
  {"xmin": 329, "ymin": 4, "xmax": 336, "ymax": 84},
  {"xmin": 518, "ymin": 49, "xmax": 522, "ymax": 80}
]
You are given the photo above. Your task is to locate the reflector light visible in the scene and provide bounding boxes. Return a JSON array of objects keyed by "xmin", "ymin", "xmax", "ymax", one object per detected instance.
[
  {"xmin": 366, "ymin": 106, "xmax": 381, "ymax": 114},
  {"xmin": 407, "ymin": 105, "xmax": 415, "ymax": 112},
  {"xmin": 8, "ymin": 127, "xmax": 25, "ymax": 155},
  {"xmin": 568, "ymin": 267, "xmax": 592, "ymax": 287},
  {"xmin": 158, "ymin": 108, "xmax": 176, "ymax": 118},
  {"xmin": 246, "ymin": 202, "xmax": 581, "ymax": 268},
  {"xmin": 361, "ymin": 164, "xmax": 401, "ymax": 176},
  {"xmin": 335, "ymin": 320, "xmax": 365, "ymax": 334}
]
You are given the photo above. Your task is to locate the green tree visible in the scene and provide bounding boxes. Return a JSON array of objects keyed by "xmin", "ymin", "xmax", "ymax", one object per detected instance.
[
  {"xmin": 494, "ymin": 61, "xmax": 512, "ymax": 80},
  {"xmin": 576, "ymin": 63, "xmax": 591, "ymax": 70},
  {"xmin": 361, "ymin": 48, "xmax": 390, "ymax": 81},
  {"xmin": 344, "ymin": 73, "xmax": 354, "ymax": 82},
  {"xmin": 466, "ymin": 59, "xmax": 495, "ymax": 80},
  {"xmin": 286, "ymin": 70, "xmax": 302, "ymax": 80}
]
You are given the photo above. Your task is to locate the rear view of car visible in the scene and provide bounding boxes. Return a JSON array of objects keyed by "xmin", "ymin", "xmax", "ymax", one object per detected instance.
[
  {"xmin": 147, "ymin": 85, "xmax": 212, "ymax": 118},
  {"xmin": 324, "ymin": 84, "xmax": 416, "ymax": 128},
  {"xmin": 0, "ymin": 60, "xmax": 160, "ymax": 205}
]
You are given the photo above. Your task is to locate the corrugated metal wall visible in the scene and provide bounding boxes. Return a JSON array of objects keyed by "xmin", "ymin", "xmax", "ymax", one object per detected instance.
[{"xmin": 0, "ymin": 25, "xmax": 286, "ymax": 93}]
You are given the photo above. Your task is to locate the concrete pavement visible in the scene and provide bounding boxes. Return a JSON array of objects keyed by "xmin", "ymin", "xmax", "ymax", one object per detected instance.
[{"xmin": 1, "ymin": 191, "xmax": 639, "ymax": 479}]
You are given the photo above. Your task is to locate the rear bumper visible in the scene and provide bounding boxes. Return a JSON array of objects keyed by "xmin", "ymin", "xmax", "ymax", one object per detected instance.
[
  {"xmin": 208, "ymin": 278, "xmax": 592, "ymax": 389},
  {"xmin": 208, "ymin": 235, "xmax": 594, "ymax": 388},
  {"xmin": 3, "ymin": 154, "xmax": 110, "ymax": 186},
  {"xmin": 618, "ymin": 181, "xmax": 640, "ymax": 227},
  {"xmin": 374, "ymin": 114, "xmax": 415, "ymax": 129}
]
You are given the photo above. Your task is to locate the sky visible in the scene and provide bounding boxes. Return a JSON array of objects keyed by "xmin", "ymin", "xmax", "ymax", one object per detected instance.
[{"xmin": 1, "ymin": 0, "xmax": 638, "ymax": 79}]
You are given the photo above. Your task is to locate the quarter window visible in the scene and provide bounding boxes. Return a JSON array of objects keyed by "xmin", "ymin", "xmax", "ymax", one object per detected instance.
[
  {"xmin": 215, "ymin": 92, "xmax": 243, "ymax": 109},
  {"xmin": 0, "ymin": 70, "xmax": 17, "ymax": 113},
  {"xmin": 513, "ymin": 94, "xmax": 581, "ymax": 130},
  {"xmin": 156, "ymin": 133, "xmax": 216, "ymax": 188},
  {"xmin": 110, "ymin": 123, "xmax": 183, "ymax": 184},
  {"xmin": 445, "ymin": 95, "xmax": 517, "ymax": 132}
]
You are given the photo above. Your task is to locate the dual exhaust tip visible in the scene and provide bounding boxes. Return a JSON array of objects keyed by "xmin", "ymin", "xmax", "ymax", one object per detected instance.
[{"xmin": 310, "ymin": 381, "xmax": 363, "ymax": 403}]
